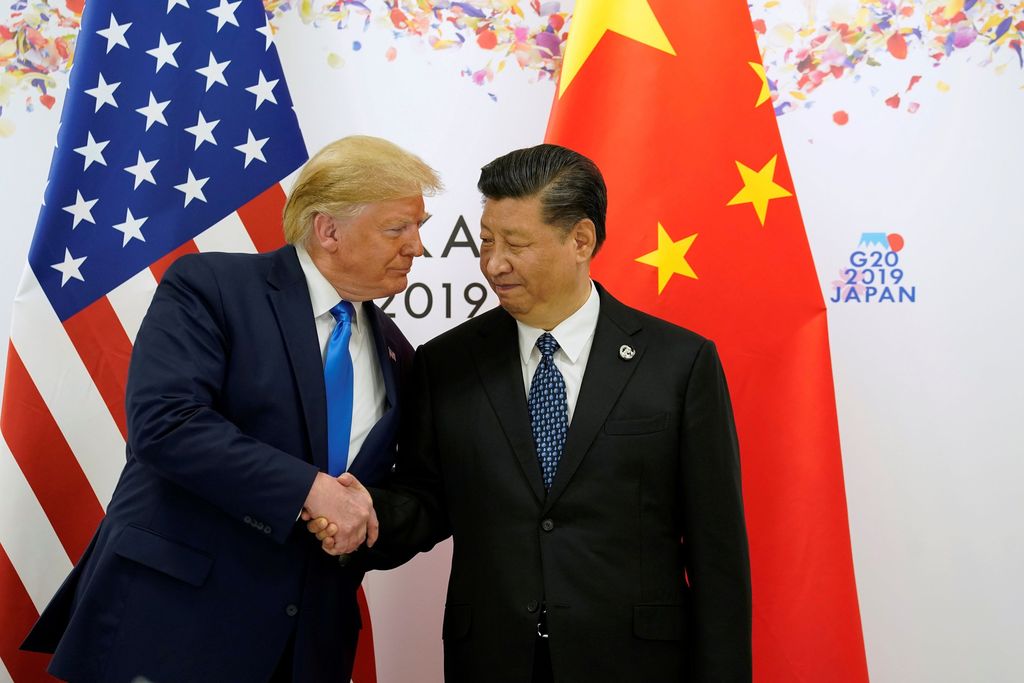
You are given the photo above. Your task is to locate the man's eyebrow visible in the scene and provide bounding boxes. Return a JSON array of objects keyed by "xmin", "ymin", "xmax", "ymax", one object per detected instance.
[{"xmin": 478, "ymin": 222, "xmax": 525, "ymax": 236}]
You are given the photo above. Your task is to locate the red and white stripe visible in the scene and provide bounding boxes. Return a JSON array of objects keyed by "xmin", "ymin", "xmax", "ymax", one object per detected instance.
[{"xmin": 0, "ymin": 186, "xmax": 378, "ymax": 682}]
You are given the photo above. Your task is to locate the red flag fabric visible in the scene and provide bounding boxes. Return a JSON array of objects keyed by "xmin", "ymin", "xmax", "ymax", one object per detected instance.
[{"xmin": 546, "ymin": 1, "xmax": 869, "ymax": 680}]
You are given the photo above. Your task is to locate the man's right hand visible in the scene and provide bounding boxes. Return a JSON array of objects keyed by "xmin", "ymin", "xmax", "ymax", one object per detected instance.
[{"xmin": 301, "ymin": 472, "xmax": 377, "ymax": 554}]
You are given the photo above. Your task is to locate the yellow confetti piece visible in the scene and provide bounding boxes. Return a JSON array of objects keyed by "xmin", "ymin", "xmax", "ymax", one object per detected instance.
[
  {"xmin": 937, "ymin": 81, "xmax": 950, "ymax": 92},
  {"xmin": 995, "ymin": 63, "xmax": 1007, "ymax": 75},
  {"xmin": 768, "ymin": 23, "xmax": 796, "ymax": 47},
  {"xmin": 0, "ymin": 119, "xmax": 15, "ymax": 138},
  {"xmin": 942, "ymin": 0, "xmax": 964, "ymax": 20},
  {"xmin": 980, "ymin": 14, "xmax": 1004, "ymax": 34},
  {"xmin": 789, "ymin": 90, "xmax": 807, "ymax": 100},
  {"xmin": 327, "ymin": 52, "xmax": 344, "ymax": 69},
  {"xmin": 764, "ymin": 0, "xmax": 780, "ymax": 7}
]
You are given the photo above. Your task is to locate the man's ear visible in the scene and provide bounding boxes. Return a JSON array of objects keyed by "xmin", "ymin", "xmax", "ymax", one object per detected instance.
[
  {"xmin": 572, "ymin": 218, "xmax": 597, "ymax": 261},
  {"xmin": 312, "ymin": 213, "xmax": 339, "ymax": 252}
]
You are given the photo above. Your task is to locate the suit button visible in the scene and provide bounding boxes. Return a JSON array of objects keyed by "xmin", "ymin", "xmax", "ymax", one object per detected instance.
[
  {"xmin": 526, "ymin": 601, "xmax": 539, "ymax": 613},
  {"xmin": 540, "ymin": 519, "xmax": 555, "ymax": 532},
  {"xmin": 244, "ymin": 515, "xmax": 253, "ymax": 524},
  {"xmin": 286, "ymin": 604, "xmax": 299, "ymax": 617},
  {"xmin": 264, "ymin": 526, "xmax": 272, "ymax": 535}
]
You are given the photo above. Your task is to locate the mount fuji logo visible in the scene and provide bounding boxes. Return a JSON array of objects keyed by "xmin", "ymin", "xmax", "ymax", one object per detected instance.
[{"xmin": 829, "ymin": 232, "xmax": 916, "ymax": 304}]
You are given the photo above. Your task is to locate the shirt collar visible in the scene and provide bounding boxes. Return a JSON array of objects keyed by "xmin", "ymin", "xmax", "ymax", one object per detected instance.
[
  {"xmin": 516, "ymin": 281, "xmax": 599, "ymax": 365},
  {"xmin": 295, "ymin": 244, "xmax": 363, "ymax": 328}
]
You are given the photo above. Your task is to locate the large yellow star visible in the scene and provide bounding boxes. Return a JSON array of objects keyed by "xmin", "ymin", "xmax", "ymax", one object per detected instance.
[
  {"xmin": 726, "ymin": 155, "xmax": 793, "ymax": 226},
  {"xmin": 635, "ymin": 223, "xmax": 698, "ymax": 294},
  {"xmin": 749, "ymin": 61, "xmax": 770, "ymax": 107},
  {"xmin": 559, "ymin": 0, "xmax": 676, "ymax": 98}
]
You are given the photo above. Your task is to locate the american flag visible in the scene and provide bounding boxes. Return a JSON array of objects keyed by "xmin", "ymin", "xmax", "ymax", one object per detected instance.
[{"xmin": 0, "ymin": 1, "xmax": 376, "ymax": 680}]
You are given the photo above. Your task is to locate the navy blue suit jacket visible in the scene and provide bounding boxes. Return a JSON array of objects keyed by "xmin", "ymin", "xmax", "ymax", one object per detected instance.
[{"xmin": 22, "ymin": 246, "xmax": 413, "ymax": 683}]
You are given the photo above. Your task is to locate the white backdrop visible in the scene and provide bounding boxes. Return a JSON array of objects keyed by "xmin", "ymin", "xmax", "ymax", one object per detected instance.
[{"xmin": 2, "ymin": 1, "xmax": 1023, "ymax": 681}]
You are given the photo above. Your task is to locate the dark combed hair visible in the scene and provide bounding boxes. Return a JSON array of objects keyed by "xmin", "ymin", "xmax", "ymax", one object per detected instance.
[{"xmin": 477, "ymin": 144, "xmax": 607, "ymax": 255}]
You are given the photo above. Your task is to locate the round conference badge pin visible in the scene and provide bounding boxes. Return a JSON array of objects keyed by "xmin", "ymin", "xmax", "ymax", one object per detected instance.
[{"xmin": 619, "ymin": 345, "xmax": 635, "ymax": 360}]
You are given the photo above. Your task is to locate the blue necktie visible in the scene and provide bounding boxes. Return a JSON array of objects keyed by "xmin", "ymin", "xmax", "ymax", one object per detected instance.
[
  {"xmin": 528, "ymin": 333, "xmax": 568, "ymax": 490},
  {"xmin": 325, "ymin": 301, "xmax": 355, "ymax": 477}
]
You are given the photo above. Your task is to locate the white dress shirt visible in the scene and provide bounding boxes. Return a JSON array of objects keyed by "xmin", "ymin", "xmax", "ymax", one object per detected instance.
[
  {"xmin": 296, "ymin": 245, "xmax": 386, "ymax": 470},
  {"xmin": 516, "ymin": 281, "xmax": 600, "ymax": 425}
]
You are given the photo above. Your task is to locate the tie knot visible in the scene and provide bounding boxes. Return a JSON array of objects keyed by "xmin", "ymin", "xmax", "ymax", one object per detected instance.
[
  {"xmin": 330, "ymin": 300, "xmax": 355, "ymax": 324},
  {"xmin": 536, "ymin": 332, "xmax": 560, "ymax": 358}
]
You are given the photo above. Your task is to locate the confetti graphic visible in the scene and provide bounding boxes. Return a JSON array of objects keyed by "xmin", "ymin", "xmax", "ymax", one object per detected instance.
[
  {"xmin": 1, "ymin": 0, "xmax": 568, "ymax": 132},
  {"xmin": 751, "ymin": 0, "xmax": 1024, "ymax": 121},
  {"xmin": 2, "ymin": 1, "xmax": 1024, "ymax": 133}
]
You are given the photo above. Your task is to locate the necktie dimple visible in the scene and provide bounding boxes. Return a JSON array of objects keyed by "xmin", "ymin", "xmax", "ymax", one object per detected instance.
[
  {"xmin": 528, "ymin": 332, "xmax": 568, "ymax": 490},
  {"xmin": 325, "ymin": 301, "xmax": 355, "ymax": 477}
]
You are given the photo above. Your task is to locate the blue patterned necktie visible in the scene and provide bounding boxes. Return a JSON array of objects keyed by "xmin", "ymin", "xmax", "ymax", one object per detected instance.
[
  {"xmin": 528, "ymin": 332, "xmax": 568, "ymax": 490},
  {"xmin": 325, "ymin": 301, "xmax": 355, "ymax": 477}
]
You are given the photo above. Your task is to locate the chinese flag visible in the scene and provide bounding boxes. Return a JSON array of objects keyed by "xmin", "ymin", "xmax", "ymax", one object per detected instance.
[{"xmin": 546, "ymin": 1, "xmax": 869, "ymax": 680}]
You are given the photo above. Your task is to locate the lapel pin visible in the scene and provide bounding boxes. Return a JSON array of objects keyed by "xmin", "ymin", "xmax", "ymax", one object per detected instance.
[
  {"xmin": 619, "ymin": 344, "xmax": 636, "ymax": 361},
  {"xmin": 388, "ymin": 347, "xmax": 397, "ymax": 362}
]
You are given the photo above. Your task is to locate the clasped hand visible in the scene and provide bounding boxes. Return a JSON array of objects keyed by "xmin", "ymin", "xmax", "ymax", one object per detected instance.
[{"xmin": 300, "ymin": 472, "xmax": 377, "ymax": 555}]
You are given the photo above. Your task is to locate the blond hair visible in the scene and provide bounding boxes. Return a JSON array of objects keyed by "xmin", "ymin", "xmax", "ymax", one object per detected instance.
[{"xmin": 283, "ymin": 135, "xmax": 443, "ymax": 245}]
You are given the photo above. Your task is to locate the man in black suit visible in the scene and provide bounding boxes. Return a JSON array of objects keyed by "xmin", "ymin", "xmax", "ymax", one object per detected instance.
[
  {"xmin": 314, "ymin": 144, "xmax": 752, "ymax": 682},
  {"xmin": 22, "ymin": 136, "xmax": 441, "ymax": 683}
]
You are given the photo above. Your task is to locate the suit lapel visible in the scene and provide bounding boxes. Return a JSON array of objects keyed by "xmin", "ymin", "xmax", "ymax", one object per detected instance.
[
  {"xmin": 347, "ymin": 303, "xmax": 399, "ymax": 482},
  {"xmin": 267, "ymin": 246, "xmax": 329, "ymax": 472},
  {"xmin": 544, "ymin": 285, "xmax": 644, "ymax": 512},
  {"xmin": 472, "ymin": 310, "xmax": 547, "ymax": 504}
]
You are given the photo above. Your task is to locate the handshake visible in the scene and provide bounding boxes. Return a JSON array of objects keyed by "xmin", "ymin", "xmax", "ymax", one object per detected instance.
[{"xmin": 300, "ymin": 471, "xmax": 376, "ymax": 556}]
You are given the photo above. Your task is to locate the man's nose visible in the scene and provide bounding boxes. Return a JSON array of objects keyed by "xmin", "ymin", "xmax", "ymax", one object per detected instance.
[
  {"xmin": 403, "ymin": 227, "xmax": 424, "ymax": 257},
  {"xmin": 483, "ymin": 250, "xmax": 511, "ymax": 276}
]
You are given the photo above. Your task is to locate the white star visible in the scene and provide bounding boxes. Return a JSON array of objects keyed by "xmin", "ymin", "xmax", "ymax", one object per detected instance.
[
  {"xmin": 84, "ymin": 74, "xmax": 120, "ymax": 112},
  {"xmin": 196, "ymin": 52, "xmax": 230, "ymax": 91},
  {"xmin": 136, "ymin": 92, "xmax": 170, "ymax": 131},
  {"xmin": 184, "ymin": 111, "xmax": 219, "ymax": 150},
  {"xmin": 167, "ymin": 0, "xmax": 189, "ymax": 12},
  {"xmin": 175, "ymin": 169, "xmax": 209, "ymax": 207},
  {"xmin": 207, "ymin": 0, "xmax": 241, "ymax": 32},
  {"xmin": 96, "ymin": 13, "xmax": 131, "ymax": 53},
  {"xmin": 112, "ymin": 208, "xmax": 148, "ymax": 246},
  {"xmin": 256, "ymin": 21, "xmax": 274, "ymax": 50},
  {"xmin": 51, "ymin": 248, "xmax": 87, "ymax": 287},
  {"xmin": 124, "ymin": 151, "xmax": 159, "ymax": 189},
  {"xmin": 62, "ymin": 191, "xmax": 97, "ymax": 228},
  {"xmin": 234, "ymin": 129, "xmax": 269, "ymax": 168},
  {"xmin": 73, "ymin": 132, "xmax": 109, "ymax": 170},
  {"xmin": 245, "ymin": 71, "xmax": 279, "ymax": 110},
  {"xmin": 146, "ymin": 33, "xmax": 180, "ymax": 73}
]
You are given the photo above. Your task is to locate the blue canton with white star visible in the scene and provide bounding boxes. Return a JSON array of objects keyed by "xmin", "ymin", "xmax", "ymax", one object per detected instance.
[
  {"xmin": 30, "ymin": 0, "xmax": 307, "ymax": 320},
  {"xmin": 528, "ymin": 332, "xmax": 568, "ymax": 490}
]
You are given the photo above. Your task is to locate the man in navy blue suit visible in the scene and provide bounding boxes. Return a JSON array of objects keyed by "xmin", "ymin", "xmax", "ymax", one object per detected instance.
[{"xmin": 21, "ymin": 135, "xmax": 442, "ymax": 683}]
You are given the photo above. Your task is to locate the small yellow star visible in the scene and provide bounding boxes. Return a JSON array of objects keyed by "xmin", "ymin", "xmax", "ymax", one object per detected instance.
[
  {"xmin": 559, "ymin": 0, "xmax": 676, "ymax": 98},
  {"xmin": 726, "ymin": 155, "xmax": 793, "ymax": 226},
  {"xmin": 635, "ymin": 223, "xmax": 698, "ymax": 294},
  {"xmin": 749, "ymin": 61, "xmax": 770, "ymax": 107}
]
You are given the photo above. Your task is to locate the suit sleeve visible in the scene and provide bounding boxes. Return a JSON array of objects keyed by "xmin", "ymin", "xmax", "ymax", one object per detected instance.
[
  {"xmin": 680, "ymin": 340, "xmax": 752, "ymax": 681},
  {"xmin": 364, "ymin": 346, "xmax": 452, "ymax": 569},
  {"xmin": 125, "ymin": 256, "xmax": 318, "ymax": 545}
]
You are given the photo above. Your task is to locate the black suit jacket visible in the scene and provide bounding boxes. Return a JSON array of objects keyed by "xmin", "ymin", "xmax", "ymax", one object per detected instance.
[
  {"xmin": 372, "ymin": 283, "xmax": 751, "ymax": 682},
  {"xmin": 22, "ymin": 246, "xmax": 413, "ymax": 683}
]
